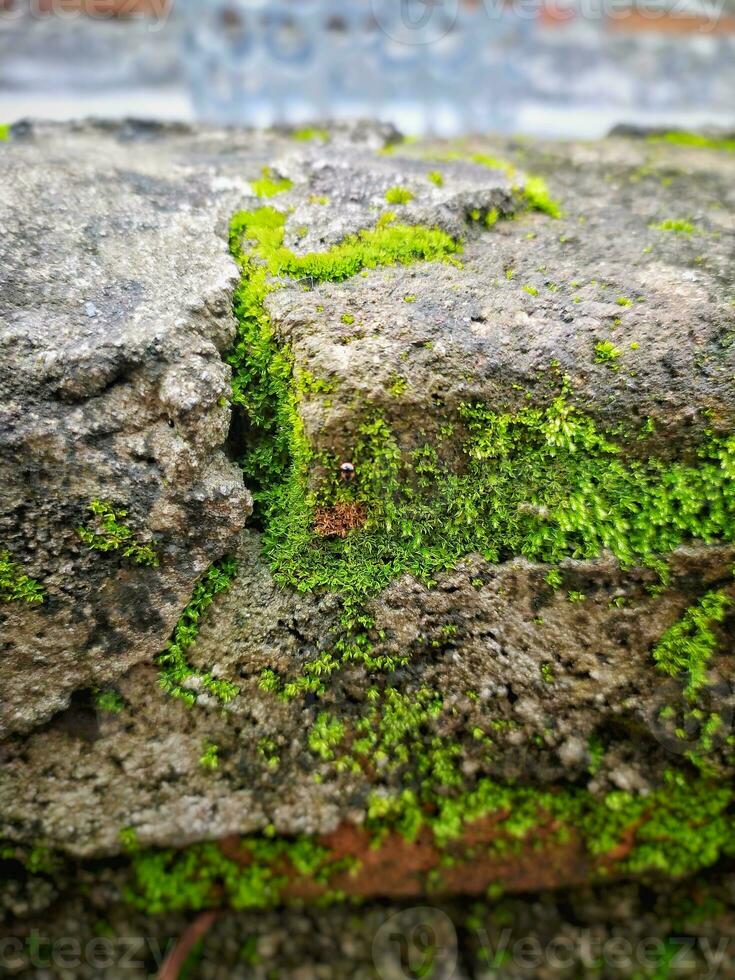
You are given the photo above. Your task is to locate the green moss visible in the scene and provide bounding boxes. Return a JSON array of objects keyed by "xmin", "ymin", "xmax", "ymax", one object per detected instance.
[
  {"xmin": 94, "ymin": 688, "xmax": 124, "ymax": 713},
  {"xmin": 251, "ymin": 168, "xmax": 294, "ymax": 199},
  {"xmin": 650, "ymin": 219, "xmax": 696, "ymax": 235},
  {"xmin": 199, "ymin": 742, "xmax": 220, "ymax": 771},
  {"xmin": 226, "ymin": 203, "xmax": 460, "ymax": 520},
  {"xmin": 225, "ymin": 201, "xmax": 735, "ymax": 706},
  {"xmin": 156, "ymin": 558, "xmax": 239, "ymax": 705},
  {"xmin": 429, "ymin": 769, "xmax": 734, "ymax": 877},
  {"xmin": 519, "ymin": 175, "xmax": 562, "ymax": 219},
  {"xmin": 431, "ymin": 149, "xmax": 514, "ymax": 176},
  {"xmin": 388, "ymin": 373, "xmax": 408, "ymax": 396},
  {"xmin": 0, "ymin": 550, "xmax": 43, "ymax": 603},
  {"xmin": 127, "ymin": 841, "xmax": 282, "ymax": 913},
  {"xmin": 124, "ymin": 761, "xmax": 735, "ymax": 914},
  {"xmin": 76, "ymin": 500, "xmax": 158, "ymax": 567},
  {"xmin": 385, "ymin": 186, "xmax": 415, "ymax": 205},
  {"xmin": 0, "ymin": 124, "xmax": 9, "ymax": 142},
  {"xmin": 652, "ymin": 590, "xmax": 732, "ymax": 700},
  {"xmin": 427, "ymin": 170, "xmax": 444, "ymax": 187},
  {"xmin": 292, "ymin": 127, "xmax": 330, "ymax": 142},
  {"xmin": 126, "ymin": 836, "xmax": 341, "ymax": 914},
  {"xmin": 431, "ymin": 149, "xmax": 562, "ymax": 217},
  {"xmin": 119, "ymin": 827, "xmax": 139, "ymax": 852},
  {"xmin": 594, "ymin": 340, "xmax": 621, "ymax": 367},
  {"xmin": 648, "ymin": 131, "xmax": 735, "ymax": 153},
  {"xmin": 587, "ymin": 734, "xmax": 604, "ymax": 774},
  {"xmin": 257, "ymin": 736, "xmax": 280, "ymax": 769},
  {"xmin": 295, "ymin": 369, "xmax": 335, "ymax": 396},
  {"xmin": 232, "ymin": 207, "xmax": 459, "ymax": 287},
  {"xmin": 308, "ymin": 712, "xmax": 345, "ymax": 760},
  {"xmin": 522, "ymin": 284, "xmax": 538, "ymax": 296},
  {"xmin": 254, "ymin": 375, "xmax": 734, "ymax": 695}
]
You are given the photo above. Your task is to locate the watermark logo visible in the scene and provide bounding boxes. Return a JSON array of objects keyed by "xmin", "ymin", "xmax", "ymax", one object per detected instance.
[
  {"xmin": 373, "ymin": 907, "xmax": 458, "ymax": 980},
  {"xmin": 371, "ymin": 0, "xmax": 460, "ymax": 45}
]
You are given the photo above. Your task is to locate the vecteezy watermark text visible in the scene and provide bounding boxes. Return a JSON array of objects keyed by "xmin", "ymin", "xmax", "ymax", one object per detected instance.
[
  {"xmin": 0, "ymin": 0, "xmax": 171, "ymax": 29},
  {"xmin": 0, "ymin": 932, "xmax": 175, "ymax": 972},
  {"xmin": 373, "ymin": 908, "xmax": 732, "ymax": 979},
  {"xmin": 370, "ymin": 0, "xmax": 731, "ymax": 37}
]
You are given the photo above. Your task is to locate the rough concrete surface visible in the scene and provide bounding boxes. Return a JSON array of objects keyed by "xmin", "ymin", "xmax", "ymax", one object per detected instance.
[{"xmin": 1, "ymin": 119, "xmax": 735, "ymax": 972}]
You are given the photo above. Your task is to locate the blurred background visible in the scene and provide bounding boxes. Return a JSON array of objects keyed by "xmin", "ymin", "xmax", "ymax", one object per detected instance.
[{"xmin": 0, "ymin": 0, "xmax": 733, "ymax": 138}]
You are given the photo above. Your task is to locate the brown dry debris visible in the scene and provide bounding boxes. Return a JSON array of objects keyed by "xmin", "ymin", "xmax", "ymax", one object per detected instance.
[{"xmin": 313, "ymin": 502, "xmax": 367, "ymax": 537}]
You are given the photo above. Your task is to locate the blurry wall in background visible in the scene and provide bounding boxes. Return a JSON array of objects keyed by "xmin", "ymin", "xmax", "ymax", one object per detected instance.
[{"xmin": 0, "ymin": 0, "xmax": 733, "ymax": 137}]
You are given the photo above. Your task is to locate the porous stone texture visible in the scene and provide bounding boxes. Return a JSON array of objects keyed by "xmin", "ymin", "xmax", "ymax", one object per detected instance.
[
  {"xmin": 0, "ymin": 120, "xmax": 270, "ymax": 735},
  {"xmin": 2, "ymin": 531, "xmax": 733, "ymax": 859},
  {"xmin": 0, "ymin": 117, "xmax": 515, "ymax": 736},
  {"xmin": 1, "ymin": 120, "xmax": 735, "ymax": 938},
  {"xmin": 3, "ymin": 873, "xmax": 735, "ymax": 979},
  {"xmin": 271, "ymin": 131, "xmax": 735, "ymax": 463}
]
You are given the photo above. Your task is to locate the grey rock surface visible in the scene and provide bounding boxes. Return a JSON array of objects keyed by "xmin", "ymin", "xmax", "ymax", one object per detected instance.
[
  {"xmin": 0, "ymin": 120, "xmax": 263, "ymax": 734},
  {"xmin": 1, "ymin": 120, "xmax": 734, "ymax": 876},
  {"xmin": 2, "ymin": 531, "xmax": 733, "ymax": 857},
  {"xmin": 272, "ymin": 134, "xmax": 735, "ymax": 465},
  {"xmin": 0, "ymin": 118, "xmax": 514, "ymax": 736}
]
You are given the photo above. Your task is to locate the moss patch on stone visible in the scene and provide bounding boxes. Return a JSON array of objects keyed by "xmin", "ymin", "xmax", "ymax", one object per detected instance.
[
  {"xmin": 251, "ymin": 168, "xmax": 294, "ymax": 199},
  {"xmin": 519, "ymin": 175, "xmax": 562, "ymax": 219},
  {"xmin": 114, "ymin": 769, "xmax": 735, "ymax": 913},
  {"xmin": 650, "ymin": 218, "xmax": 697, "ymax": 235},
  {"xmin": 385, "ymin": 186, "xmax": 415, "ymax": 205},
  {"xmin": 647, "ymin": 131, "xmax": 735, "ymax": 153},
  {"xmin": 652, "ymin": 590, "xmax": 733, "ymax": 700},
  {"xmin": 156, "ymin": 558, "xmax": 239, "ymax": 705},
  {"xmin": 126, "ymin": 838, "xmax": 328, "ymax": 913},
  {"xmin": 0, "ymin": 550, "xmax": 43, "ymax": 603},
  {"xmin": 292, "ymin": 127, "xmax": 330, "ymax": 143},
  {"xmin": 262, "ymin": 392, "xmax": 735, "ymax": 626},
  {"xmin": 426, "ymin": 149, "xmax": 561, "ymax": 218},
  {"xmin": 76, "ymin": 500, "xmax": 158, "ymax": 567},
  {"xmin": 217, "ymin": 202, "xmax": 735, "ymax": 703}
]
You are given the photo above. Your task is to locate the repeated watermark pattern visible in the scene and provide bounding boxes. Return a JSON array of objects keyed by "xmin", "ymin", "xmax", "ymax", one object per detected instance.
[
  {"xmin": 373, "ymin": 909, "xmax": 733, "ymax": 979},
  {"xmin": 0, "ymin": 913, "xmax": 733, "ymax": 974},
  {"xmin": 0, "ymin": 0, "xmax": 731, "ymax": 33},
  {"xmin": 372, "ymin": 0, "xmax": 732, "ymax": 34}
]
